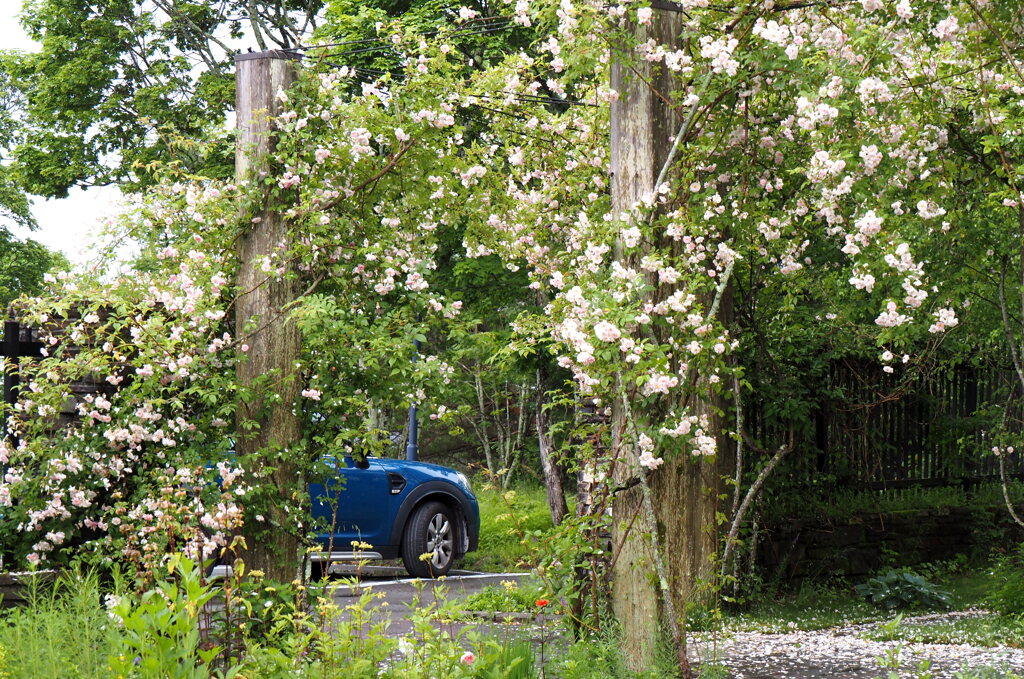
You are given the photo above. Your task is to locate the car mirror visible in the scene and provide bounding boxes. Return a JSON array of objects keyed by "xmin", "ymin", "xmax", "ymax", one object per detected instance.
[{"xmin": 354, "ymin": 456, "xmax": 370, "ymax": 470}]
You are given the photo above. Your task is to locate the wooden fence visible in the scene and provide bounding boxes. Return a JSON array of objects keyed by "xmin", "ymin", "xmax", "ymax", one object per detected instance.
[
  {"xmin": 2, "ymin": 321, "xmax": 43, "ymax": 445},
  {"xmin": 748, "ymin": 360, "xmax": 1024, "ymax": 490},
  {"xmin": 2, "ymin": 317, "xmax": 118, "ymax": 442}
]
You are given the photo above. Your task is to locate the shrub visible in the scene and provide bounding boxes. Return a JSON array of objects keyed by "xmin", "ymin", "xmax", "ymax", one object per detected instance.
[
  {"xmin": 854, "ymin": 570, "xmax": 952, "ymax": 611},
  {"xmin": 985, "ymin": 544, "xmax": 1024, "ymax": 617}
]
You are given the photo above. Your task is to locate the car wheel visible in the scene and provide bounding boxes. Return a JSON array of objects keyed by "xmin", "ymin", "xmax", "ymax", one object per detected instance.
[{"xmin": 401, "ymin": 501, "xmax": 456, "ymax": 578}]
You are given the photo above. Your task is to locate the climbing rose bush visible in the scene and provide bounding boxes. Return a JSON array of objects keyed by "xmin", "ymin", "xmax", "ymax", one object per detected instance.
[{"xmin": 3, "ymin": 0, "xmax": 1023, "ymax": 573}]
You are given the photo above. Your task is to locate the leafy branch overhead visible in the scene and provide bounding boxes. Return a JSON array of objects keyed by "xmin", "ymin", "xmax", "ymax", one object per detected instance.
[{"xmin": 2, "ymin": 1, "xmax": 1024, "ymax": 675}]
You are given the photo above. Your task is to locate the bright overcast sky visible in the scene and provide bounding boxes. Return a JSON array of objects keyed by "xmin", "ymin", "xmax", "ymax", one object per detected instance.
[{"xmin": 1, "ymin": 1, "xmax": 123, "ymax": 265}]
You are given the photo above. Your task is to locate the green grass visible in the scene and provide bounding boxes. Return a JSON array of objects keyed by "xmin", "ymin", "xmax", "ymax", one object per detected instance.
[
  {"xmin": 725, "ymin": 583, "xmax": 886, "ymax": 632},
  {"xmin": 0, "ymin": 570, "xmax": 125, "ymax": 679},
  {"xmin": 463, "ymin": 483, "xmax": 561, "ymax": 572},
  {"xmin": 947, "ymin": 571, "xmax": 993, "ymax": 608},
  {"xmin": 853, "ymin": 568, "xmax": 1024, "ymax": 648}
]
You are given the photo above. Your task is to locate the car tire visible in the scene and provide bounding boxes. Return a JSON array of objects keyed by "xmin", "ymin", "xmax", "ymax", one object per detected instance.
[{"xmin": 401, "ymin": 501, "xmax": 457, "ymax": 578}]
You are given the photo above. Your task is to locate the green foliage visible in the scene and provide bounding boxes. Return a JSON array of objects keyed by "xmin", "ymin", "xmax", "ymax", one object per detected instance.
[
  {"xmin": 318, "ymin": 0, "xmax": 537, "ymax": 77},
  {"xmin": 472, "ymin": 639, "xmax": 538, "ymax": 679},
  {"xmin": 0, "ymin": 66, "xmax": 34, "ymax": 229},
  {"xmin": 950, "ymin": 664, "xmax": 1023, "ymax": 679},
  {"xmin": 0, "ymin": 0, "xmax": 310, "ymax": 200},
  {"xmin": 684, "ymin": 600, "xmax": 725, "ymax": 633},
  {"xmin": 0, "ymin": 232, "xmax": 66, "ymax": 309},
  {"xmin": 546, "ymin": 631, "xmax": 623, "ymax": 679},
  {"xmin": 0, "ymin": 568, "xmax": 125, "ymax": 679},
  {"xmin": 461, "ymin": 580, "xmax": 549, "ymax": 614},
  {"xmin": 855, "ymin": 571, "xmax": 952, "ymax": 612},
  {"xmin": 985, "ymin": 543, "xmax": 1024, "ymax": 617},
  {"xmin": 464, "ymin": 484, "xmax": 557, "ymax": 572},
  {"xmin": 107, "ymin": 555, "xmax": 223, "ymax": 679}
]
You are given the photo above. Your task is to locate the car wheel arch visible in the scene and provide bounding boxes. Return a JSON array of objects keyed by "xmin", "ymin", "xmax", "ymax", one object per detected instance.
[{"xmin": 390, "ymin": 483, "xmax": 469, "ymax": 554}]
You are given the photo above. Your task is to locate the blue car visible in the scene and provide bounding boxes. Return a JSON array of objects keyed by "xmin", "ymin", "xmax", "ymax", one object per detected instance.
[{"xmin": 307, "ymin": 456, "xmax": 479, "ymax": 578}]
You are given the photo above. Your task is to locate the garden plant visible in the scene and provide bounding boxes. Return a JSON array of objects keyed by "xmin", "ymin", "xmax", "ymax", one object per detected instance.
[{"xmin": 2, "ymin": 0, "xmax": 1024, "ymax": 677}]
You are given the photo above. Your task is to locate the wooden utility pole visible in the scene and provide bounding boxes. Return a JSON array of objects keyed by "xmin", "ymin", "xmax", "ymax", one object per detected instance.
[
  {"xmin": 234, "ymin": 50, "xmax": 303, "ymax": 581},
  {"xmin": 609, "ymin": 11, "xmax": 731, "ymax": 675}
]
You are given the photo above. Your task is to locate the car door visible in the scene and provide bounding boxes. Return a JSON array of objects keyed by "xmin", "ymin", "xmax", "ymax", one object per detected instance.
[{"xmin": 309, "ymin": 456, "xmax": 395, "ymax": 550}]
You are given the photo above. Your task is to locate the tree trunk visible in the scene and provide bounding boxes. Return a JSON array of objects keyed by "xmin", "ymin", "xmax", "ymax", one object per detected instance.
[
  {"xmin": 234, "ymin": 51, "xmax": 303, "ymax": 582},
  {"xmin": 536, "ymin": 369, "xmax": 568, "ymax": 526},
  {"xmin": 473, "ymin": 371, "xmax": 497, "ymax": 475},
  {"xmin": 609, "ymin": 13, "xmax": 732, "ymax": 674},
  {"xmin": 502, "ymin": 380, "xmax": 530, "ymax": 489}
]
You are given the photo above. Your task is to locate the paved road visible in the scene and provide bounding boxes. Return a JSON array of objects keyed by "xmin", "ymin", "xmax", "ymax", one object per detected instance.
[{"xmin": 318, "ymin": 569, "xmax": 539, "ymax": 637}]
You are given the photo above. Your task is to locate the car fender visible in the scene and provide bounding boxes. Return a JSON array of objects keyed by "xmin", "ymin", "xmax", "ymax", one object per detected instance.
[{"xmin": 388, "ymin": 481, "xmax": 473, "ymax": 552}]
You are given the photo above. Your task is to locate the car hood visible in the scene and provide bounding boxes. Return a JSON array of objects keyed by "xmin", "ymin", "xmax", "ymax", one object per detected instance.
[{"xmin": 370, "ymin": 458, "xmax": 473, "ymax": 494}]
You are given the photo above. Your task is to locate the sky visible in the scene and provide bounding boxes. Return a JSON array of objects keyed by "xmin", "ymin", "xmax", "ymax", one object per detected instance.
[{"xmin": 1, "ymin": 1, "xmax": 123, "ymax": 265}]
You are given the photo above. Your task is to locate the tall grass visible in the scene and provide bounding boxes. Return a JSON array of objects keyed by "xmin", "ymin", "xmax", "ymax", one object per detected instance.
[
  {"xmin": 464, "ymin": 483, "xmax": 561, "ymax": 572},
  {"xmin": 0, "ymin": 570, "xmax": 124, "ymax": 679}
]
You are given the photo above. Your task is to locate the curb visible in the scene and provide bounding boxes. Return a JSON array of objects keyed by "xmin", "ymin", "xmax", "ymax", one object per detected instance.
[{"xmin": 324, "ymin": 571, "xmax": 533, "ymax": 598}]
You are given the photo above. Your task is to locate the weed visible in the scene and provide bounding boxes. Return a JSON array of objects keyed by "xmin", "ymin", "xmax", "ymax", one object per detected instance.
[{"xmin": 546, "ymin": 631, "xmax": 623, "ymax": 679}]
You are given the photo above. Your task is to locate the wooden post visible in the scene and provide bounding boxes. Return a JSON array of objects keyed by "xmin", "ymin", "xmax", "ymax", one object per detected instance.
[
  {"xmin": 609, "ymin": 10, "xmax": 731, "ymax": 675},
  {"xmin": 3, "ymin": 321, "xmax": 18, "ymax": 448},
  {"xmin": 234, "ymin": 50, "xmax": 303, "ymax": 581}
]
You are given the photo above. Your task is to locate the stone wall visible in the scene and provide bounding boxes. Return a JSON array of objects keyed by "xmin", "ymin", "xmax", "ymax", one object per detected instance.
[{"xmin": 758, "ymin": 507, "xmax": 1018, "ymax": 582}]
